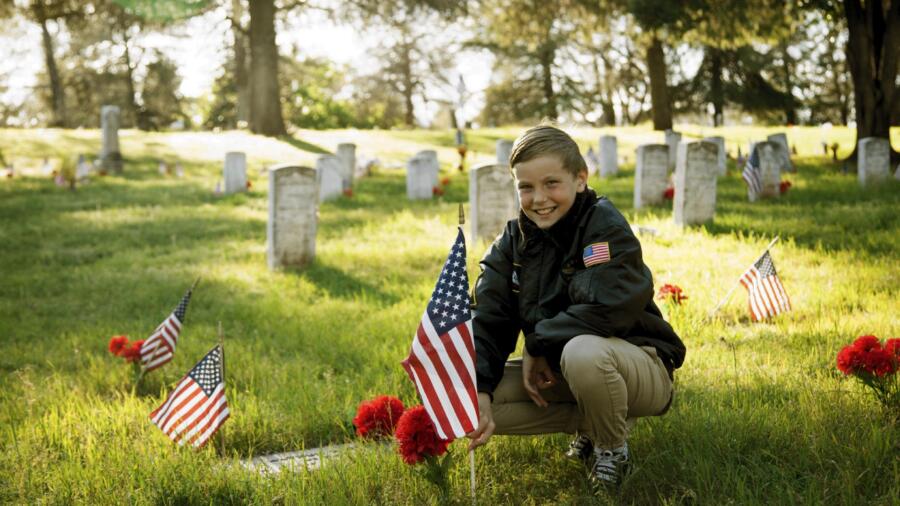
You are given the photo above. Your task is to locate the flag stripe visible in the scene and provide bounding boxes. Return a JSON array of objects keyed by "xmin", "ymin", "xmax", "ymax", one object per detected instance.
[
  {"xmin": 150, "ymin": 377, "xmax": 191, "ymax": 421},
  {"xmin": 421, "ymin": 320, "xmax": 477, "ymax": 431},
  {"xmin": 189, "ymin": 406, "xmax": 230, "ymax": 448},
  {"xmin": 411, "ymin": 325, "xmax": 467, "ymax": 437},
  {"xmin": 172, "ymin": 386, "xmax": 226, "ymax": 444},
  {"xmin": 405, "ymin": 352, "xmax": 456, "ymax": 439}
]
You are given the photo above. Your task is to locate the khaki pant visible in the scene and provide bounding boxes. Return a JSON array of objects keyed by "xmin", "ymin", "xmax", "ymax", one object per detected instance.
[{"xmin": 491, "ymin": 336, "xmax": 673, "ymax": 449}]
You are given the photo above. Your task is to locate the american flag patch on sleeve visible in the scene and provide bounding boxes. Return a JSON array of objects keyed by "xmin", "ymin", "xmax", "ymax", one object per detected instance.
[{"xmin": 583, "ymin": 242, "xmax": 611, "ymax": 267}]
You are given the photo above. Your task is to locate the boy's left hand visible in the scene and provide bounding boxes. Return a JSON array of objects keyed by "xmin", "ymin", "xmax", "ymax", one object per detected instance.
[{"xmin": 522, "ymin": 348, "xmax": 557, "ymax": 408}]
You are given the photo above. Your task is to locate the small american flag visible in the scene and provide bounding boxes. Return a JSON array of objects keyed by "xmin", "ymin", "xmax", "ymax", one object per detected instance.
[
  {"xmin": 402, "ymin": 228, "xmax": 478, "ymax": 440},
  {"xmin": 739, "ymin": 250, "xmax": 791, "ymax": 321},
  {"xmin": 140, "ymin": 288, "xmax": 192, "ymax": 372},
  {"xmin": 742, "ymin": 145, "xmax": 762, "ymax": 201},
  {"xmin": 583, "ymin": 242, "xmax": 611, "ymax": 267},
  {"xmin": 150, "ymin": 345, "xmax": 229, "ymax": 448}
]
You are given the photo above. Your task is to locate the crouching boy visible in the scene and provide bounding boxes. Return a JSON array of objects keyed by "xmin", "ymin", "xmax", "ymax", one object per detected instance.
[{"xmin": 465, "ymin": 125, "xmax": 686, "ymax": 488}]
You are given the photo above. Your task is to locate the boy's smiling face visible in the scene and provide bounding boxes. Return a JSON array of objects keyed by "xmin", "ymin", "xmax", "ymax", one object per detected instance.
[{"xmin": 513, "ymin": 155, "xmax": 587, "ymax": 229}]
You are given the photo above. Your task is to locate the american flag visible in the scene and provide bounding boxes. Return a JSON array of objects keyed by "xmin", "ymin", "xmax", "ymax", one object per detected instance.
[
  {"xmin": 739, "ymin": 250, "xmax": 791, "ymax": 321},
  {"xmin": 742, "ymin": 144, "xmax": 762, "ymax": 201},
  {"xmin": 583, "ymin": 242, "xmax": 611, "ymax": 267},
  {"xmin": 150, "ymin": 345, "xmax": 229, "ymax": 448},
  {"xmin": 402, "ymin": 228, "xmax": 479, "ymax": 440},
  {"xmin": 140, "ymin": 288, "xmax": 192, "ymax": 372}
]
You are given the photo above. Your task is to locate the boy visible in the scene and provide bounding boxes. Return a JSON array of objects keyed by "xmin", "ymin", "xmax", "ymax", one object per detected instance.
[{"xmin": 465, "ymin": 125, "xmax": 686, "ymax": 488}]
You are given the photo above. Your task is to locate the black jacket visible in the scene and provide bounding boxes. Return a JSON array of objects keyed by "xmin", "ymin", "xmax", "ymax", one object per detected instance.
[{"xmin": 472, "ymin": 188, "xmax": 686, "ymax": 395}]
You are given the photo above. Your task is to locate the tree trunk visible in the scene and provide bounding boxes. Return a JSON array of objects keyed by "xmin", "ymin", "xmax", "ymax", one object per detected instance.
[
  {"xmin": 646, "ymin": 36, "xmax": 672, "ymax": 131},
  {"xmin": 231, "ymin": 0, "xmax": 250, "ymax": 127},
  {"xmin": 596, "ymin": 54, "xmax": 616, "ymax": 126},
  {"xmin": 843, "ymin": 0, "xmax": 899, "ymax": 160},
  {"xmin": 401, "ymin": 42, "xmax": 415, "ymax": 127},
  {"xmin": 121, "ymin": 30, "xmax": 146, "ymax": 130},
  {"xmin": 249, "ymin": 0, "xmax": 286, "ymax": 136},
  {"xmin": 34, "ymin": 2, "xmax": 66, "ymax": 127},
  {"xmin": 779, "ymin": 43, "xmax": 797, "ymax": 125},
  {"xmin": 539, "ymin": 45, "xmax": 557, "ymax": 120},
  {"xmin": 709, "ymin": 47, "xmax": 723, "ymax": 126}
]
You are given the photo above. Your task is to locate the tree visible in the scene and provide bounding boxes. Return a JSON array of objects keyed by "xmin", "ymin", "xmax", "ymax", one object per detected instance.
[{"xmin": 248, "ymin": 0, "xmax": 285, "ymax": 135}]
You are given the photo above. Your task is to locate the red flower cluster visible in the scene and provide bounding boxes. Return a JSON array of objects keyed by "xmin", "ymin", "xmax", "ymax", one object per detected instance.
[
  {"xmin": 394, "ymin": 406, "xmax": 450, "ymax": 464},
  {"xmin": 246, "ymin": 180, "xmax": 253, "ymax": 190},
  {"xmin": 780, "ymin": 180, "xmax": 792, "ymax": 194},
  {"xmin": 353, "ymin": 395, "xmax": 405, "ymax": 439},
  {"xmin": 432, "ymin": 186, "xmax": 445, "ymax": 197},
  {"xmin": 837, "ymin": 335, "xmax": 900, "ymax": 377},
  {"xmin": 657, "ymin": 284, "xmax": 688, "ymax": 305},
  {"xmin": 342, "ymin": 188, "xmax": 354, "ymax": 198},
  {"xmin": 663, "ymin": 186, "xmax": 674, "ymax": 200},
  {"xmin": 440, "ymin": 177, "xmax": 451, "ymax": 186},
  {"xmin": 108, "ymin": 335, "xmax": 144, "ymax": 363}
]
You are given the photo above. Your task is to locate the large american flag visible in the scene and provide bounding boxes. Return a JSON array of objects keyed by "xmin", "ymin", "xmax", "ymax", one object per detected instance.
[
  {"xmin": 150, "ymin": 345, "xmax": 229, "ymax": 448},
  {"xmin": 739, "ymin": 250, "xmax": 791, "ymax": 321},
  {"xmin": 140, "ymin": 289, "xmax": 192, "ymax": 372},
  {"xmin": 742, "ymin": 144, "xmax": 762, "ymax": 201},
  {"xmin": 402, "ymin": 228, "xmax": 479, "ymax": 440}
]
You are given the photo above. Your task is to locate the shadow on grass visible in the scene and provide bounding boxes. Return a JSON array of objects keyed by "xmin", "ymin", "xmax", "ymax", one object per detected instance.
[
  {"xmin": 285, "ymin": 262, "xmax": 400, "ymax": 305},
  {"xmin": 280, "ymin": 135, "xmax": 330, "ymax": 155}
]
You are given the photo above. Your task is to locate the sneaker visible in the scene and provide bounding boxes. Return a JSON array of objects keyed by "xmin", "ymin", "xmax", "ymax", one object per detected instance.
[
  {"xmin": 564, "ymin": 434, "xmax": 593, "ymax": 463},
  {"xmin": 590, "ymin": 442, "xmax": 631, "ymax": 487}
]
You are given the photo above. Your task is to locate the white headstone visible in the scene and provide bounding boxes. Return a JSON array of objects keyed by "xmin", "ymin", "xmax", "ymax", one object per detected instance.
[
  {"xmin": 665, "ymin": 130, "xmax": 682, "ymax": 171},
  {"xmin": 223, "ymin": 152, "xmax": 247, "ymax": 194},
  {"xmin": 599, "ymin": 135, "xmax": 618, "ymax": 177},
  {"xmin": 496, "ymin": 139, "xmax": 514, "ymax": 166},
  {"xmin": 100, "ymin": 105, "xmax": 123, "ymax": 173},
  {"xmin": 336, "ymin": 143, "xmax": 356, "ymax": 189},
  {"xmin": 316, "ymin": 155, "xmax": 343, "ymax": 202},
  {"xmin": 767, "ymin": 133, "xmax": 793, "ymax": 173},
  {"xmin": 406, "ymin": 150, "xmax": 439, "ymax": 200},
  {"xmin": 584, "ymin": 147, "xmax": 599, "ymax": 177},
  {"xmin": 470, "ymin": 163, "xmax": 518, "ymax": 242},
  {"xmin": 158, "ymin": 161, "xmax": 168, "ymax": 175},
  {"xmin": 752, "ymin": 141, "xmax": 781, "ymax": 199},
  {"xmin": 634, "ymin": 144, "xmax": 669, "ymax": 209},
  {"xmin": 857, "ymin": 137, "xmax": 891, "ymax": 187},
  {"xmin": 175, "ymin": 162, "xmax": 184, "ymax": 178},
  {"xmin": 41, "ymin": 157, "xmax": 53, "ymax": 175},
  {"xmin": 267, "ymin": 164, "xmax": 317, "ymax": 269},
  {"xmin": 703, "ymin": 136, "xmax": 726, "ymax": 175},
  {"xmin": 75, "ymin": 154, "xmax": 90, "ymax": 180},
  {"xmin": 673, "ymin": 140, "xmax": 718, "ymax": 226}
]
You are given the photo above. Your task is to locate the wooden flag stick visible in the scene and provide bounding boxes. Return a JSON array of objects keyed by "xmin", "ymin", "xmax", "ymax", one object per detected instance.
[
  {"xmin": 216, "ymin": 321, "xmax": 226, "ymax": 454},
  {"xmin": 707, "ymin": 236, "xmax": 780, "ymax": 318},
  {"xmin": 459, "ymin": 203, "xmax": 465, "ymax": 226},
  {"xmin": 190, "ymin": 276, "xmax": 201, "ymax": 291},
  {"xmin": 469, "ymin": 448, "xmax": 477, "ymax": 506}
]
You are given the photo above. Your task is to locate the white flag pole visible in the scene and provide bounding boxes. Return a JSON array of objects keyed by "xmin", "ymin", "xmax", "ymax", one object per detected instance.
[{"xmin": 707, "ymin": 236, "xmax": 780, "ymax": 318}]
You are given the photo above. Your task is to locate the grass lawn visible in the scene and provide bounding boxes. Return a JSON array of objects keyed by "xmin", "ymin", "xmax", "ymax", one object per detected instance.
[{"xmin": 0, "ymin": 125, "xmax": 898, "ymax": 505}]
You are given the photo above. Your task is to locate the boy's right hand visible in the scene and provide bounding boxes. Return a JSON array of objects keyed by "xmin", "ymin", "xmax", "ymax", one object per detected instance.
[{"xmin": 466, "ymin": 392, "xmax": 495, "ymax": 450}]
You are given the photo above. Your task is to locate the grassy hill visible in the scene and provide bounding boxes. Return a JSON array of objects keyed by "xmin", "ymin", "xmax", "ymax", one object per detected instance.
[{"xmin": 0, "ymin": 126, "xmax": 898, "ymax": 505}]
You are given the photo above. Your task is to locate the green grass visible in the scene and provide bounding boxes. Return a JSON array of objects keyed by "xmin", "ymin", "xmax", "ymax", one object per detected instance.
[{"xmin": 0, "ymin": 126, "xmax": 898, "ymax": 505}]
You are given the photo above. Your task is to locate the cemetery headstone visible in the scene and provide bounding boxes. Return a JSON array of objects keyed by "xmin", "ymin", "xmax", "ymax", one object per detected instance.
[
  {"xmin": 767, "ymin": 133, "xmax": 794, "ymax": 173},
  {"xmin": 315, "ymin": 155, "xmax": 343, "ymax": 201},
  {"xmin": 75, "ymin": 154, "xmax": 91, "ymax": 181},
  {"xmin": 665, "ymin": 130, "xmax": 682, "ymax": 171},
  {"xmin": 223, "ymin": 152, "xmax": 247, "ymax": 194},
  {"xmin": 673, "ymin": 140, "xmax": 718, "ymax": 226},
  {"xmin": 634, "ymin": 144, "xmax": 669, "ymax": 209},
  {"xmin": 175, "ymin": 162, "xmax": 184, "ymax": 178},
  {"xmin": 469, "ymin": 163, "xmax": 518, "ymax": 242},
  {"xmin": 336, "ymin": 143, "xmax": 356, "ymax": 189},
  {"xmin": 158, "ymin": 161, "xmax": 168, "ymax": 175},
  {"xmin": 100, "ymin": 105, "xmax": 123, "ymax": 173},
  {"xmin": 599, "ymin": 135, "xmax": 618, "ymax": 177},
  {"xmin": 585, "ymin": 147, "xmax": 600, "ymax": 177},
  {"xmin": 406, "ymin": 150, "xmax": 439, "ymax": 200},
  {"xmin": 703, "ymin": 136, "xmax": 727, "ymax": 175},
  {"xmin": 496, "ymin": 139, "xmax": 514, "ymax": 166},
  {"xmin": 41, "ymin": 157, "xmax": 53, "ymax": 175},
  {"xmin": 750, "ymin": 141, "xmax": 781, "ymax": 200},
  {"xmin": 267, "ymin": 164, "xmax": 317, "ymax": 269},
  {"xmin": 857, "ymin": 137, "xmax": 890, "ymax": 186}
]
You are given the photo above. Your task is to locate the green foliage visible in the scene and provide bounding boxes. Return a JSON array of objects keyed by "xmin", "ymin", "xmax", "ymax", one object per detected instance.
[
  {"xmin": 111, "ymin": 0, "xmax": 214, "ymax": 22},
  {"xmin": 0, "ymin": 126, "xmax": 898, "ymax": 504},
  {"xmin": 281, "ymin": 56, "xmax": 357, "ymax": 129}
]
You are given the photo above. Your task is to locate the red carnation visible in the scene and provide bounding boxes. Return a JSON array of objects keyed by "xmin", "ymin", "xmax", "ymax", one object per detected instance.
[
  {"xmin": 353, "ymin": 395, "xmax": 405, "ymax": 439},
  {"xmin": 108, "ymin": 335, "xmax": 130, "ymax": 356},
  {"xmin": 836, "ymin": 345, "xmax": 862, "ymax": 375},
  {"xmin": 657, "ymin": 284, "xmax": 687, "ymax": 305},
  {"xmin": 121, "ymin": 340, "xmax": 144, "ymax": 363},
  {"xmin": 342, "ymin": 188, "xmax": 354, "ymax": 198},
  {"xmin": 440, "ymin": 177, "xmax": 451, "ymax": 186},
  {"xmin": 853, "ymin": 335, "xmax": 882, "ymax": 353},
  {"xmin": 432, "ymin": 186, "xmax": 445, "ymax": 197},
  {"xmin": 395, "ymin": 406, "xmax": 450, "ymax": 465},
  {"xmin": 663, "ymin": 187, "xmax": 674, "ymax": 200},
  {"xmin": 885, "ymin": 338, "xmax": 900, "ymax": 359},
  {"xmin": 780, "ymin": 180, "xmax": 792, "ymax": 194}
]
